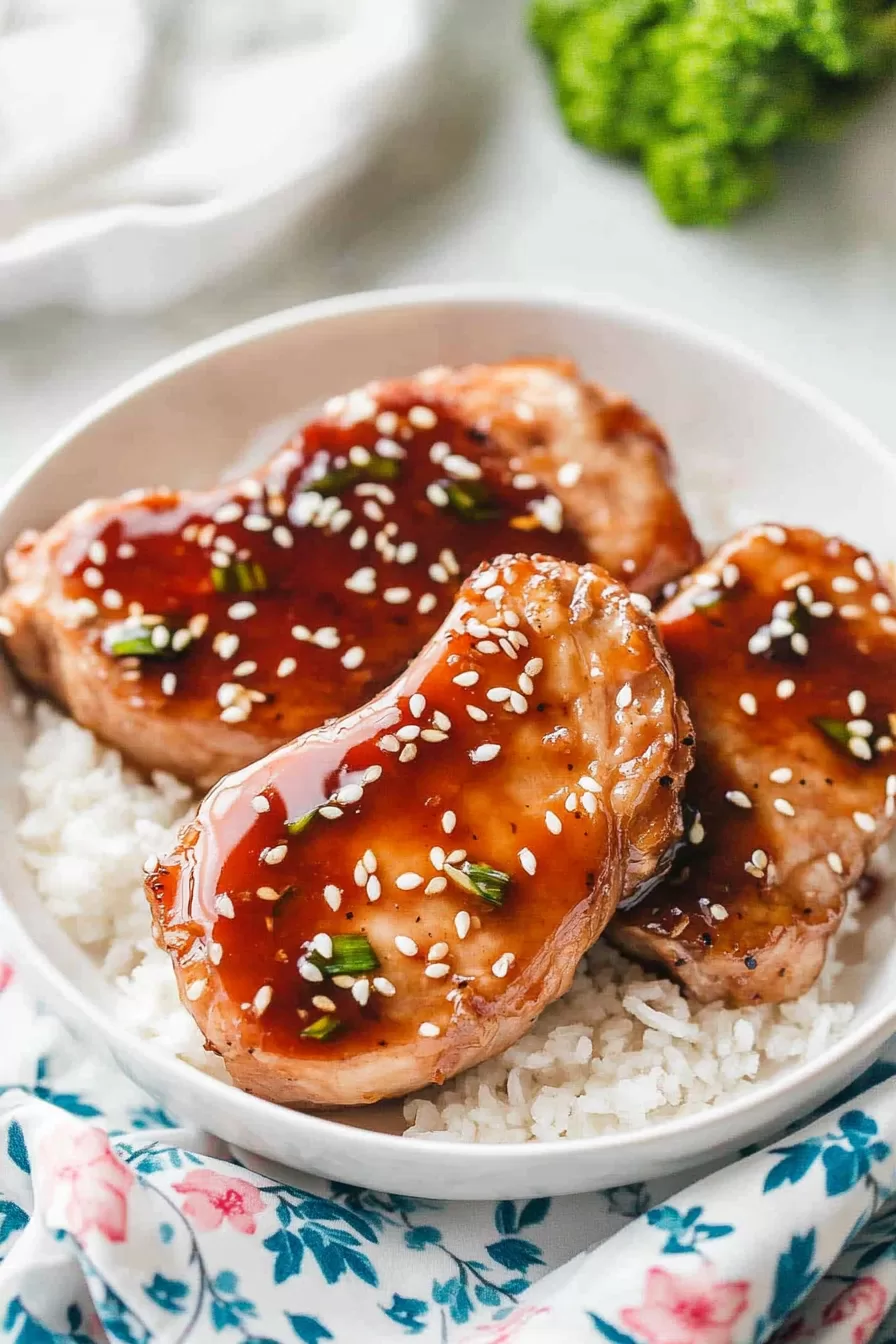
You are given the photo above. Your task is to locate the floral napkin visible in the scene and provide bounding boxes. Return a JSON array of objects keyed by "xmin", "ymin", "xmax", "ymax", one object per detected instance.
[{"xmin": 0, "ymin": 960, "xmax": 893, "ymax": 1344}]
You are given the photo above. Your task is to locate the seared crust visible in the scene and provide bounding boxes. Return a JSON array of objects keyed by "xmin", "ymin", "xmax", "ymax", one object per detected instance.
[
  {"xmin": 147, "ymin": 555, "xmax": 693, "ymax": 1106},
  {"xmin": 611, "ymin": 525, "xmax": 896, "ymax": 1005},
  {"xmin": 0, "ymin": 360, "xmax": 698, "ymax": 788}
]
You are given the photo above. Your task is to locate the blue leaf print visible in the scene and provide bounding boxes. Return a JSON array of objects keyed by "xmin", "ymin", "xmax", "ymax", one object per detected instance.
[
  {"xmin": 823, "ymin": 1144, "xmax": 863, "ymax": 1196},
  {"xmin": 286, "ymin": 1317, "xmax": 334, "ymax": 1344},
  {"xmin": 3, "ymin": 1298, "xmax": 60, "ymax": 1344},
  {"xmin": 264, "ymin": 1229, "xmax": 304, "ymax": 1284},
  {"xmin": 495, "ymin": 1200, "xmax": 518, "ymax": 1235},
  {"xmin": 405, "ymin": 1225, "xmax": 442, "ymax": 1250},
  {"xmin": 646, "ymin": 1206, "xmax": 683, "ymax": 1231},
  {"xmin": 501, "ymin": 1278, "xmax": 530, "ymax": 1295},
  {"xmin": 840, "ymin": 1109, "xmax": 880, "ymax": 1138},
  {"xmin": 382, "ymin": 1295, "xmax": 428, "ymax": 1335},
  {"xmin": 342, "ymin": 1246, "xmax": 379, "ymax": 1287},
  {"xmin": 475, "ymin": 1283, "xmax": 502, "ymax": 1307},
  {"xmin": 0, "ymin": 1200, "xmax": 27, "ymax": 1247},
  {"xmin": 144, "ymin": 1274, "xmax": 188, "ymax": 1314},
  {"xmin": 91, "ymin": 1278, "xmax": 151, "ymax": 1344},
  {"xmin": 763, "ymin": 1140, "xmax": 822, "ymax": 1192},
  {"xmin": 769, "ymin": 1231, "xmax": 819, "ymax": 1323},
  {"xmin": 518, "ymin": 1197, "xmax": 551, "ymax": 1229},
  {"xmin": 33, "ymin": 1087, "xmax": 101, "ymax": 1118},
  {"xmin": 129, "ymin": 1105, "xmax": 175, "ymax": 1130},
  {"xmin": 213, "ymin": 1271, "xmax": 237, "ymax": 1294},
  {"xmin": 588, "ymin": 1313, "xmax": 640, "ymax": 1344},
  {"xmin": 486, "ymin": 1238, "xmax": 544, "ymax": 1271},
  {"xmin": 158, "ymin": 1222, "xmax": 174, "ymax": 1245},
  {"xmin": 645, "ymin": 1204, "xmax": 733, "ymax": 1255},
  {"xmin": 433, "ymin": 1275, "xmax": 475, "ymax": 1326},
  {"xmin": 7, "ymin": 1121, "xmax": 29, "ymax": 1174}
]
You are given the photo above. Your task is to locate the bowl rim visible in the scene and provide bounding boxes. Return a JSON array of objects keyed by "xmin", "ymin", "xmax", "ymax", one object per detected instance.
[{"xmin": 3, "ymin": 281, "xmax": 895, "ymax": 1164}]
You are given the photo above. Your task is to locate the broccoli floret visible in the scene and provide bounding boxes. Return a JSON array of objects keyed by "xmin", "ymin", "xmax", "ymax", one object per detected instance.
[{"xmin": 529, "ymin": 0, "xmax": 896, "ymax": 225}]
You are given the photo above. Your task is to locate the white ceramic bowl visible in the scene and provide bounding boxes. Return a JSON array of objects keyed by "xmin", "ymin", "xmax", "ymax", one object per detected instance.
[{"xmin": 1, "ymin": 287, "xmax": 895, "ymax": 1200}]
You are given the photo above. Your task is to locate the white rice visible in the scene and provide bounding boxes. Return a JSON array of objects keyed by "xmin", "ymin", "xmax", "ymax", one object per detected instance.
[{"xmin": 17, "ymin": 702, "xmax": 882, "ymax": 1141}]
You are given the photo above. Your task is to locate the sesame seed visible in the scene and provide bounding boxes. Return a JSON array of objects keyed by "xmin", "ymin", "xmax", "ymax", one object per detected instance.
[
  {"xmin": 774, "ymin": 798, "xmax": 795, "ymax": 817},
  {"xmin": 418, "ymin": 1022, "xmax": 440, "ymax": 1038},
  {"xmin": 376, "ymin": 410, "xmax": 399, "ymax": 435},
  {"xmin": 396, "ymin": 872, "xmax": 423, "ymax": 890},
  {"xmin": 770, "ymin": 767, "xmax": 792, "ymax": 784},
  {"xmin": 442, "ymin": 811, "xmax": 456, "ymax": 834},
  {"xmin": 299, "ymin": 961, "xmax": 323, "ymax": 983},
  {"xmin": 82, "ymin": 566, "xmax": 103, "ymax": 589},
  {"xmin": 410, "ymin": 693, "xmax": 426, "ymax": 718},
  {"xmin": 290, "ymin": 625, "xmax": 310, "ymax": 643},
  {"xmin": 425, "ymin": 876, "xmax": 447, "ymax": 894},
  {"xmin": 454, "ymin": 911, "xmax": 471, "ymax": 939},
  {"xmin": 362, "ymin": 849, "xmax": 377, "ymax": 873},
  {"xmin": 471, "ymin": 743, "xmax": 501, "ymax": 763},
  {"xmin": 492, "ymin": 952, "xmax": 515, "ymax": 978},
  {"xmin": 323, "ymin": 885, "xmax": 342, "ymax": 911},
  {"xmin": 397, "ymin": 723, "xmax": 421, "ymax": 743},
  {"xmin": 849, "ymin": 737, "xmax": 873, "ymax": 761},
  {"xmin": 776, "ymin": 679, "xmax": 796, "ymax": 700},
  {"xmin": 159, "ymin": 672, "xmax": 176, "ymax": 697},
  {"xmin": 319, "ymin": 805, "xmax": 343, "ymax": 819},
  {"xmin": 764, "ymin": 525, "xmax": 787, "ymax": 544},
  {"xmin": 425, "ymin": 963, "xmax": 451, "ymax": 980},
  {"xmin": 466, "ymin": 705, "xmax": 489, "ymax": 722},
  {"xmin": 615, "ymin": 683, "xmax": 633, "ymax": 709},
  {"xmin": 418, "ymin": 593, "xmax": 438, "ymax": 615},
  {"xmin": 373, "ymin": 976, "xmax": 396, "ymax": 996},
  {"xmin": 726, "ymin": 791, "xmax": 752, "ymax": 810},
  {"xmin": 151, "ymin": 625, "xmax": 171, "ymax": 650},
  {"xmin": 313, "ymin": 995, "xmax": 337, "ymax": 1013},
  {"xmin": 429, "ymin": 847, "xmax": 446, "ymax": 870},
  {"xmin": 351, "ymin": 979, "xmax": 370, "ymax": 1006},
  {"xmin": 739, "ymin": 693, "xmax": 758, "ymax": 716},
  {"xmin": 841, "ymin": 605, "xmax": 864, "ymax": 621},
  {"xmin": 310, "ymin": 932, "xmax": 334, "ymax": 959},
  {"xmin": 408, "ymin": 405, "xmax": 437, "ymax": 429},
  {"xmin": 519, "ymin": 847, "xmax": 537, "ymax": 875},
  {"xmin": 233, "ymin": 660, "xmax": 257, "ymax": 677},
  {"xmin": 366, "ymin": 874, "xmax": 382, "ymax": 901},
  {"xmin": 186, "ymin": 978, "xmax": 207, "ymax": 1001},
  {"xmin": 345, "ymin": 566, "xmax": 377, "ymax": 595},
  {"xmin": 426, "ymin": 942, "xmax": 449, "ymax": 963},
  {"xmin": 872, "ymin": 592, "xmax": 891, "ymax": 613},
  {"xmin": 791, "ymin": 633, "xmax": 809, "ymax": 656},
  {"xmin": 722, "ymin": 563, "xmax": 740, "ymax": 589},
  {"xmin": 341, "ymin": 646, "xmax": 365, "ymax": 670},
  {"xmin": 263, "ymin": 844, "xmax": 288, "ymax": 866},
  {"xmin": 887, "ymin": 775, "xmax": 896, "ymax": 796},
  {"xmin": 421, "ymin": 729, "xmax": 448, "ymax": 743},
  {"xmin": 848, "ymin": 690, "xmax": 866, "ymax": 716},
  {"xmin": 102, "ymin": 589, "xmax": 123, "ymax": 610},
  {"xmin": 557, "ymin": 461, "xmax": 582, "ymax": 488},
  {"xmin": 688, "ymin": 818, "xmax": 705, "ymax": 844},
  {"xmin": 226, "ymin": 601, "xmax": 256, "ymax": 622},
  {"xmin": 751, "ymin": 849, "xmax": 768, "ymax": 869},
  {"xmin": 399, "ymin": 743, "xmax": 417, "ymax": 763},
  {"xmin": 578, "ymin": 776, "xmax": 600, "ymax": 794},
  {"xmin": 426, "ymin": 483, "xmax": 449, "ymax": 508},
  {"xmin": 395, "ymin": 935, "xmax": 418, "ymax": 956},
  {"xmin": 853, "ymin": 811, "xmax": 876, "ymax": 833},
  {"xmin": 331, "ymin": 975, "xmax": 355, "ymax": 989},
  {"xmin": 335, "ymin": 784, "xmax": 364, "ymax": 806},
  {"xmin": 709, "ymin": 904, "xmax": 729, "ymax": 921},
  {"xmin": 833, "ymin": 575, "xmax": 858, "ymax": 593},
  {"xmin": 453, "ymin": 671, "xmax": 479, "ymax": 687},
  {"xmin": 545, "ymin": 811, "xmax": 562, "ymax": 835},
  {"xmin": 748, "ymin": 630, "xmax": 772, "ymax": 655},
  {"xmin": 219, "ymin": 705, "xmax": 247, "ymax": 726},
  {"xmin": 379, "ymin": 735, "xmax": 400, "ymax": 753},
  {"xmin": 827, "ymin": 852, "xmax": 844, "ymax": 875},
  {"xmin": 630, "ymin": 593, "xmax": 652, "ymax": 614},
  {"xmin": 525, "ymin": 658, "xmax": 543, "ymax": 677},
  {"xmin": 582, "ymin": 792, "xmax": 597, "ymax": 816},
  {"xmin": 277, "ymin": 657, "xmax": 297, "ymax": 678},
  {"xmin": 564, "ymin": 793, "xmax": 578, "ymax": 813},
  {"xmin": 171, "ymin": 628, "xmax": 192, "ymax": 652},
  {"xmin": 215, "ymin": 894, "xmax": 234, "ymax": 919},
  {"xmin": 313, "ymin": 627, "xmax": 340, "ymax": 649},
  {"xmin": 487, "ymin": 687, "xmax": 511, "ymax": 703}
]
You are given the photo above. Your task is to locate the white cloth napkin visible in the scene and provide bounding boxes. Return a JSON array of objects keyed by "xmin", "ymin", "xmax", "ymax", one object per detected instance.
[
  {"xmin": 0, "ymin": 957, "xmax": 893, "ymax": 1343},
  {"xmin": 0, "ymin": 0, "xmax": 437, "ymax": 312}
]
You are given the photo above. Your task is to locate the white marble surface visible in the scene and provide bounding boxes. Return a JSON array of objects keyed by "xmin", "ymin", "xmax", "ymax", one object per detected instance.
[{"xmin": 2, "ymin": 0, "xmax": 896, "ymax": 474}]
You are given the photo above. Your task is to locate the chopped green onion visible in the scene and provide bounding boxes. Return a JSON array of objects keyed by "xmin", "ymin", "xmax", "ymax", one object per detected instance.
[
  {"xmin": 286, "ymin": 807, "xmax": 319, "ymax": 836},
  {"xmin": 310, "ymin": 934, "xmax": 379, "ymax": 976},
  {"xmin": 103, "ymin": 620, "xmax": 180, "ymax": 659},
  {"xmin": 812, "ymin": 716, "xmax": 852, "ymax": 750},
  {"xmin": 441, "ymin": 480, "xmax": 501, "ymax": 522},
  {"xmin": 301, "ymin": 1014, "xmax": 342, "ymax": 1041},
  {"xmin": 210, "ymin": 561, "xmax": 267, "ymax": 594},
  {"xmin": 444, "ymin": 861, "xmax": 511, "ymax": 907},
  {"xmin": 312, "ymin": 456, "xmax": 401, "ymax": 497}
]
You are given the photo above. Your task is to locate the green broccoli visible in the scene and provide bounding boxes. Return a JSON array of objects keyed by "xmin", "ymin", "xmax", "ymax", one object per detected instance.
[{"xmin": 529, "ymin": 0, "xmax": 896, "ymax": 225}]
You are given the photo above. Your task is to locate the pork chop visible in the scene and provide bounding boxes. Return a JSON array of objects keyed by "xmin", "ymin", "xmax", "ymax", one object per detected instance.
[
  {"xmin": 610, "ymin": 525, "xmax": 896, "ymax": 1005},
  {"xmin": 146, "ymin": 554, "xmax": 694, "ymax": 1106},
  {"xmin": 0, "ymin": 359, "xmax": 699, "ymax": 788}
]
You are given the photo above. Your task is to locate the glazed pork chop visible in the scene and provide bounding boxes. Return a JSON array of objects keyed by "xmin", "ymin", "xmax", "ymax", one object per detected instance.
[
  {"xmin": 610, "ymin": 525, "xmax": 896, "ymax": 1005},
  {"xmin": 146, "ymin": 554, "xmax": 694, "ymax": 1107},
  {"xmin": 0, "ymin": 360, "xmax": 699, "ymax": 789}
]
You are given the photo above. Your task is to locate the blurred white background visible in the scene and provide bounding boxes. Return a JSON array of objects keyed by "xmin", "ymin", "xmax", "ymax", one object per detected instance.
[{"xmin": 2, "ymin": 0, "xmax": 896, "ymax": 475}]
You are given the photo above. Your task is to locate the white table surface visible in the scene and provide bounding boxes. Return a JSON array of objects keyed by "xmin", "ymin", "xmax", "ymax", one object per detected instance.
[{"xmin": 2, "ymin": 0, "xmax": 895, "ymax": 475}]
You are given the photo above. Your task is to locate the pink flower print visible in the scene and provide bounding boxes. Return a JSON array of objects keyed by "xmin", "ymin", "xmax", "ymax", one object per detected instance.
[
  {"xmin": 469, "ymin": 1306, "xmax": 551, "ymax": 1342},
  {"xmin": 0, "ymin": 962, "xmax": 14, "ymax": 993},
  {"xmin": 42, "ymin": 1125, "xmax": 134, "ymax": 1243},
  {"xmin": 822, "ymin": 1278, "xmax": 888, "ymax": 1344},
  {"xmin": 172, "ymin": 1168, "xmax": 265, "ymax": 1234},
  {"xmin": 621, "ymin": 1266, "xmax": 750, "ymax": 1344}
]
